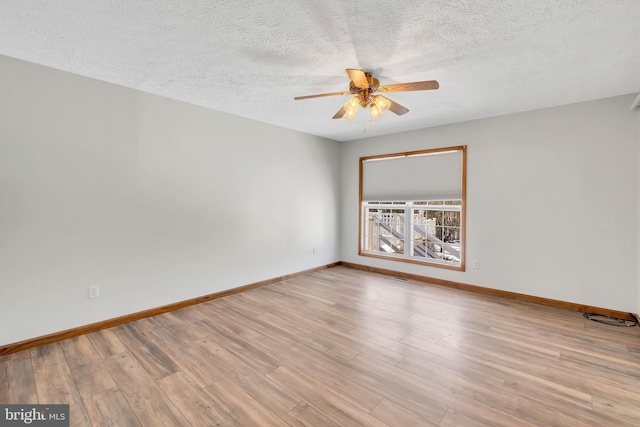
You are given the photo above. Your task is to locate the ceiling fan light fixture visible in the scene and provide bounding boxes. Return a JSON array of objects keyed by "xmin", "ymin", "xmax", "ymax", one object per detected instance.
[
  {"xmin": 294, "ymin": 69, "xmax": 438, "ymax": 122},
  {"xmin": 345, "ymin": 96, "xmax": 359, "ymax": 111},
  {"xmin": 372, "ymin": 95, "xmax": 391, "ymax": 113},
  {"xmin": 342, "ymin": 96, "xmax": 360, "ymax": 121},
  {"xmin": 370, "ymin": 104, "xmax": 382, "ymax": 121},
  {"xmin": 343, "ymin": 107, "xmax": 357, "ymax": 122}
]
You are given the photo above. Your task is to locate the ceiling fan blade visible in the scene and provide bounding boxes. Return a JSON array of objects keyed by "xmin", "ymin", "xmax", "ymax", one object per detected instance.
[
  {"xmin": 346, "ymin": 69, "xmax": 369, "ymax": 89},
  {"xmin": 332, "ymin": 107, "xmax": 347, "ymax": 119},
  {"xmin": 378, "ymin": 80, "xmax": 439, "ymax": 93},
  {"xmin": 388, "ymin": 99, "xmax": 409, "ymax": 115},
  {"xmin": 294, "ymin": 91, "xmax": 350, "ymax": 100}
]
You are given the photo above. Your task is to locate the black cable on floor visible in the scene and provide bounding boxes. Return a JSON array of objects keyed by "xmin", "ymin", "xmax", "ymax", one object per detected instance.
[{"xmin": 583, "ymin": 312, "xmax": 637, "ymax": 327}]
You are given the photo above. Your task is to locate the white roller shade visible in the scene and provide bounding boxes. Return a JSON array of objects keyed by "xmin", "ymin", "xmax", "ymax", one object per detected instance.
[{"xmin": 362, "ymin": 149, "xmax": 463, "ymax": 201}]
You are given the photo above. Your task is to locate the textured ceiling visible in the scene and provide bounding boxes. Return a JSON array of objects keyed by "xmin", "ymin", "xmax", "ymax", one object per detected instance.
[{"xmin": 1, "ymin": 1, "xmax": 639, "ymax": 141}]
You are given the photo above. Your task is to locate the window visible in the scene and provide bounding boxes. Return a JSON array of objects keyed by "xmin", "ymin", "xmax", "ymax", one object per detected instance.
[
  {"xmin": 363, "ymin": 200, "xmax": 462, "ymax": 263},
  {"xmin": 359, "ymin": 147, "xmax": 466, "ymax": 270}
]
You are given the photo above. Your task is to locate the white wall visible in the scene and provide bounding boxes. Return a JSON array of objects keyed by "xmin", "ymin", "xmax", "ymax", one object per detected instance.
[
  {"xmin": 0, "ymin": 55, "xmax": 341, "ymax": 345},
  {"xmin": 2, "ymin": 53, "xmax": 637, "ymax": 347},
  {"xmin": 342, "ymin": 95, "xmax": 639, "ymax": 313}
]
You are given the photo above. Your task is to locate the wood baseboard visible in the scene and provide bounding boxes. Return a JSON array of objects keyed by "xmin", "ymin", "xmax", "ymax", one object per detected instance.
[
  {"xmin": 2, "ymin": 260, "xmax": 636, "ymax": 356},
  {"xmin": 0, "ymin": 262, "xmax": 341, "ymax": 356},
  {"xmin": 341, "ymin": 261, "xmax": 637, "ymax": 322}
]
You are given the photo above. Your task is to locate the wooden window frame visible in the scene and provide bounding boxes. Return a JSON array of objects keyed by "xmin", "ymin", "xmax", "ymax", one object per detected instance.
[{"xmin": 358, "ymin": 146, "xmax": 467, "ymax": 271}]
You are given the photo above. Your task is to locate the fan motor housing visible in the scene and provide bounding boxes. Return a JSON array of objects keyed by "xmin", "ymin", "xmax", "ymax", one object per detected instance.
[{"xmin": 349, "ymin": 75, "xmax": 380, "ymax": 93}]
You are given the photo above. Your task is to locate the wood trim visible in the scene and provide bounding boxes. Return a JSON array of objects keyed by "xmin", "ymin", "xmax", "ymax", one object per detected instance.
[
  {"xmin": 358, "ymin": 156, "xmax": 364, "ymax": 260},
  {"xmin": 359, "ymin": 145, "xmax": 467, "ymax": 162},
  {"xmin": 358, "ymin": 251, "xmax": 464, "ymax": 271},
  {"xmin": 341, "ymin": 261, "xmax": 637, "ymax": 321},
  {"xmin": 460, "ymin": 145, "xmax": 467, "ymax": 271},
  {"xmin": 0, "ymin": 262, "xmax": 341, "ymax": 356},
  {"xmin": 358, "ymin": 145, "xmax": 467, "ymax": 272}
]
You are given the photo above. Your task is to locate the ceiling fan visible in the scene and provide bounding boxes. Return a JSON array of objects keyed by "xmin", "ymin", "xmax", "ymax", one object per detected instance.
[{"xmin": 294, "ymin": 69, "xmax": 439, "ymax": 122}]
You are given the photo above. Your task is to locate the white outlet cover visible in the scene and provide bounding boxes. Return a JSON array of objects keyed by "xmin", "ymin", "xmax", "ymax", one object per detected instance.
[{"xmin": 88, "ymin": 285, "xmax": 99, "ymax": 298}]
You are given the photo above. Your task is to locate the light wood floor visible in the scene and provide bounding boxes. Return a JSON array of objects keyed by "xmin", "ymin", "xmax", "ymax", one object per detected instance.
[{"xmin": 2, "ymin": 266, "xmax": 640, "ymax": 426}]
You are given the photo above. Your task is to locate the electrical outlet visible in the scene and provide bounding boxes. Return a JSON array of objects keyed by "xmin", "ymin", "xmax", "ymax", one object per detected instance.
[
  {"xmin": 88, "ymin": 285, "xmax": 99, "ymax": 299},
  {"xmin": 473, "ymin": 260, "xmax": 480, "ymax": 269}
]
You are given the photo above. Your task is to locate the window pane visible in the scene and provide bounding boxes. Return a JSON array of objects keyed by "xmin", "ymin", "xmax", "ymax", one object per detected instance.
[
  {"xmin": 427, "ymin": 241, "xmax": 443, "ymax": 259},
  {"xmin": 426, "ymin": 210, "xmax": 443, "ymax": 227},
  {"xmin": 443, "ymin": 211, "xmax": 460, "ymax": 227},
  {"xmin": 407, "ymin": 204, "xmax": 462, "ymax": 263},
  {"xmin": 443, "ymin": 227, "xmax": 461, "ymax": 242},
  {"xmin": 412, "ymin": 240, "xmax": 428, "ymax": 257},
  {"xmin": 364, "ymin": 207, "xmax": 405, "ymax": 255}
]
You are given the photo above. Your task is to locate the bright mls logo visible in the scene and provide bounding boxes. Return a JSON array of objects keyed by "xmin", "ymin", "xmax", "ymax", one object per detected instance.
[{"xmin": 0, "ymin": 405, "xmax": 69, "ymax": 426}]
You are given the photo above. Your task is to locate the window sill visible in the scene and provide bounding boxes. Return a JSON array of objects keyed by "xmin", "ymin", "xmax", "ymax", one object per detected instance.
[{"xmin": 358, "ymin": 250, "xmax": 466, "ymax": 272}]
